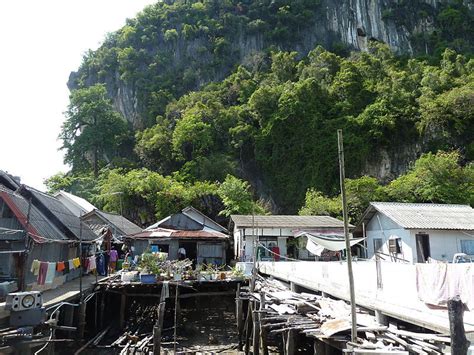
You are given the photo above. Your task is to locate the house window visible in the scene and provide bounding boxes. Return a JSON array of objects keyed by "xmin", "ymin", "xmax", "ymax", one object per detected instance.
[
  {"xmin": 373, "ymin": 238, "xmax": 383, "ymax": 254},
  {"xmin": 388, "ymin": 238, "xmax": 402, "ymax": 254},
  {"xmin": 460, "ymin": 240, "xmax": 474, "ymax": 255}
]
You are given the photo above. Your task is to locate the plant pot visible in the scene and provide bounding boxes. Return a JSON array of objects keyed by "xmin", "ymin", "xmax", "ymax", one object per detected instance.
[{"xmin": 140, "ymin": 274, "xmax": 157, "ymax": 284}]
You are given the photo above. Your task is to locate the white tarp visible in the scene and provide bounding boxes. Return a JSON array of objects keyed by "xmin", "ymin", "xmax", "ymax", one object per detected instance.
[{"xmin": 297, "ymin": 232, "xmax": 365, "ymax": 252}]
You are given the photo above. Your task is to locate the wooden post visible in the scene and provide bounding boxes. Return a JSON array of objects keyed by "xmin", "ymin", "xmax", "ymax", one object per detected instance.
[
  {"xmin": 285, "ymin": 329, "xmax": 296, "ymax": 355},
  {"xmin": 259, "ymin": 293, "xmax": 268, "ymax": 355},
  {"xmin": 99, "ymin": 292, "xmax": 105, "ymax": 330},
  {"xmin": 244, "ymin": 302, "xmax": 253, "ymax": 355},
  {"xmin": 153, "ymin": 302, "xmax": 166, "ymax": 355},
  {"xmin": 337, "ymin": 129, "xmax": 357, "ymax": 344},
  {"xmin": 77, "ymin": 301, "xmax": 86, "ymax": 340},
  {"xmin": 119, "ymin": 291, "xmax": 127, "ymax": 329},
  {"xmin": 252, "ymin": 301, "xmax": 260, "ymax": 355},
  {"xmin": 375, "ymin": 253, "xmax": 383, "ymax": 290},
  {"xmin": 173, "ymin": 285, "xmax": 179, "ymax": 354},
  {"xmin": 314, "ymin": 339, "xmax": 326, "ymax": 355},
  {"xmin": 236, "ymin": 284, "xmax": 244, "ymax": 350},
  {"xmin": 448, "ymin": 295, "xmax": 469, "ymax": 355}
]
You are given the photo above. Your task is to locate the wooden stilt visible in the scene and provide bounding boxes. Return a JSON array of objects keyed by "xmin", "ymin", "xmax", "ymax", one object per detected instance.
[
  {"xmin": 173, "ymin": 285, "xmax": 179, "ymax": 354},
  {"xmin": 153, "ymin": 302, "xmax": 166, "ymax": 355},
  {"xmin": 285, "ymin": 329, "xmax": 296, "ymax": 355},
  {"xmin": 236, "ymin": 284, "xmax": 244, "ymax": 350},
  {"xmin": 259, "ymin": 293, "xmax": 268, "ymax": 355},
  {"xmin": 314, "ymin": 338, "xmax": 326, "ymax": 355},
  {"xmin": 119, "ymin": 292, "xmax": 127, "ymax": 329},
  {"xmin": 252, "ymin": 301, "xmax": 260, "ymax": 355},
  {"xmin": 244, "ymin": 302, "xmax": 253, "ymax": 355},
  {"xmin": 77, "ymin": 302, "xmax": 86, "ymax": 339},
  {"xmin": 99, "ymin": 291, "xmax": 105, "ymax": 330},
  {"xmin": 448, "ymin": 295, "xmax": 469, "ymax": 355}
]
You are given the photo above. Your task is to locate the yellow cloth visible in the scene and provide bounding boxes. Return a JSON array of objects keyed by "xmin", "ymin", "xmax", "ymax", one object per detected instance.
[
  {"xmin": 30, "ymin": 260, "xmax": 41, "ymax": 276},
  {"xmin": 73, "ymin": 258, "xmax": 81, "ymax": 268}
]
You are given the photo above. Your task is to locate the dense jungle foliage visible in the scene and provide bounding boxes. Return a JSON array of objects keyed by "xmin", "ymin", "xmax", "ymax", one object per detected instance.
[{"xmin": 52, "ymin": 0, "xmax": 474, "ymax": 225}]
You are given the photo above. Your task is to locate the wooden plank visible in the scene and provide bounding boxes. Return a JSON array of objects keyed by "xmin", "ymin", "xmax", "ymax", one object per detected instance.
[{"xmin": 320, "ymin": 318, "xmax": 351, "ymax": 337}]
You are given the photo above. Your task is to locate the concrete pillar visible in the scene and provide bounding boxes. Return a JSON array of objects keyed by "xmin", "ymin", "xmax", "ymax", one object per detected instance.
[
  {"xmin": 290, "ymin": 282, "xmax": 299, "ymax": 293},
  {"xmin": 375, "ymin": 309, "xmax": 388, "ymax": 326}
]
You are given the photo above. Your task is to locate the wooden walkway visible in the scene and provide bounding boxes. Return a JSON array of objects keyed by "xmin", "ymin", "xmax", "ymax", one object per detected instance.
[{"xmin": 258, "ymin": 261, "xmax": 474, "ymax": 335}]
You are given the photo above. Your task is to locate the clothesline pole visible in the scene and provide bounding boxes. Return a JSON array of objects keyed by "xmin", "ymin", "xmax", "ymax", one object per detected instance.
[
  {"xmin": 337, "ymin": 129, "xmax": 357, "ymax": 346},
  {"xmin": 78, "ymin": 212, "xmax": 86, "ymax": 340}
]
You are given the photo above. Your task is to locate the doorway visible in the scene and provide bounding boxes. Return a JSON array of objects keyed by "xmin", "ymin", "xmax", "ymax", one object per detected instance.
[
  {"xmin": 179, "ymin": 242, "xmax": 197, "ymax": 262},
  {"xmin": 416, "ymin": 234, "xmax": 430, "ymax": 263}
]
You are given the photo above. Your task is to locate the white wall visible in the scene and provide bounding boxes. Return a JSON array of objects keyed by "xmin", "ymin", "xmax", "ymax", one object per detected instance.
[
  {"xmin": 233, "ymin": 226, "xmax": 292, "ymax": 261},
  {"xmin": 365, "ymin": 212, "xmax": 474, "ymax": 263},
  {"xmin": 409, "ymin": 229, "xmax": 471, "ymax": 263},
  {"xmin": 365, "ymin": 212, "xmax": 412, "ymax": 262}
]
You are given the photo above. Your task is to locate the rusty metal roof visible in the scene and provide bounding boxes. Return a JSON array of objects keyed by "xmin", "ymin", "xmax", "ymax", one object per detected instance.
[
  {"xmin": 230, "ymin": 215, "xmax": 351, "ymax": 229},
  {"xmin": 368, "ymin": 202, "xmax": 474, "ymax": 230}
]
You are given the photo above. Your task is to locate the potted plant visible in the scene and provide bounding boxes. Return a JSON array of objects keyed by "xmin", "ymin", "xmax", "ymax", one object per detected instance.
[
  {"xmin": 138, "ymin": 253, "xmax": 162, "ymax": 284},
  {"xmin": 231, "ymin": 265, "xmax": 245, "ymax": 281}
]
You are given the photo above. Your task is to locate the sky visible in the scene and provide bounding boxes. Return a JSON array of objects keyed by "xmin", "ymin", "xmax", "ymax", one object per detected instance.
[{"xmin": 0, "ymin": 0, "xmax": 157, "ymax": 191}]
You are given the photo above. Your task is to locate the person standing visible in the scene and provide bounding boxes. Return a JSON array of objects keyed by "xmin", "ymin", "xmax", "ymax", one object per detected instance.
[
  {"xmin": 109, "ymin": 246, "xmax": 119, "ymax": 273},
  {"xmin": 177, "ymin": 246, "xmax": 186, "ymax": 261}
]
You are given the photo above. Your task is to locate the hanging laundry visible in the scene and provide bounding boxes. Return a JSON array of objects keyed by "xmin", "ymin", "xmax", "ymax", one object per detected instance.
[
  {"xmin": 68, "ymin": 259, "xmax": 75, "ymax": 270},
  {"xmin": 63, "ymin": 260, "xmax": 70, "ymax": 274},
  {"xmin": 31, "ymin": 260, "xmax": 40, "ymax": 276},
  {"xmin": 56, "ymin": 261, "xmax": 65, "ymax": 272},
  {"xmin": 96, "ymin": 254, "xmax": 106, "ymax": 276},
  {"xmin": 45, "ymin": 262, "xmax": 56, "ymax": 284},
  {"xmin": 87, "ymin": 256, "xmax": 96, "ymax": 272},
  {"xmin": 271, "ymin": 246, "xmax": 281, "ymax": 261},
  {"xmin": 72, "ymin": 258, "xmax": 81, "ymax": 268},
  {"xmin": 37, "ymin": 262, "xmax": 48, "ymax": 285}
]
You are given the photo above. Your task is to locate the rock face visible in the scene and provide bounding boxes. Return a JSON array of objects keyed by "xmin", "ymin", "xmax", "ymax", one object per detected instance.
[{"xmin": 68, "ymin": 0, "xmax": 470, "ymax": 127}]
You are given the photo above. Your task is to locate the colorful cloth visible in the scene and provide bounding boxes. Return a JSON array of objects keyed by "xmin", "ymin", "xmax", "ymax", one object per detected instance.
[
  {"xmin": 72, "ymin": 258, "xmax": 81, "ymax": 268},
  {"xmin": 109, "ymin": 249, "xmax": 119, "ymax": 262},
  {"xmin": 45, "ymin": 262, "xmax": 56, "ymax": 284},
  {"xmin": 56, "ymin": 262, "xmax": 65, "ymax": 272},
  {"xmin": 31, "ymin": 260, "xmax": 40, "ymax": 276},
  {"xmin": 87, "ymin": 256, "xmax": 96, "ymax": 272},
  {"xmin": 37, "ymin": 262, "xmax": 48, "ymax": 285},
  {"xmin": 68, "ymin": 259, "xmax": 75, "ymax": 270}
]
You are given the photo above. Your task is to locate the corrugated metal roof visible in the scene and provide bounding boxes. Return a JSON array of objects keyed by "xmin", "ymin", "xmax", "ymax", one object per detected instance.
[
  {"xmin": 230, "ymin": 215, "xmax": 351, "ymax": 229},
  {"xmin": 83, "ymin": 210, "xmax": 142, "ymax": 236},
  {"xmin": 0, "ymin": 185, "xmax": 68, "ymax": 241},
  {"xmin": 55, "ymin": 190, "xmax": 96, "ymax": 214},
  {"xmin": 21, "ymin": 186, "xmax": 97, "ymax": 241},
  {"xmin": 370, "ymin": 202, "xmax": 474, "ymax": 230}
]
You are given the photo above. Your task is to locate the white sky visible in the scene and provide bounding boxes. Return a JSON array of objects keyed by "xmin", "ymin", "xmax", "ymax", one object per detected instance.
[{"xmin": 0, "ymin": 0, "xmax": 157, "ymax": 191}]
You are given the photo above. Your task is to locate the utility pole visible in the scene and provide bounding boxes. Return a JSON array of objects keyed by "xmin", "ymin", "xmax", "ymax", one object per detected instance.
[{"xmin": 337, "ymin": 129, "xmax": 357, "ymax": 345}]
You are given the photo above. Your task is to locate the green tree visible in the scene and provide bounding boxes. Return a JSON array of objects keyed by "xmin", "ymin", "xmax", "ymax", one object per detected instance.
[
  {"xmin": 217, "ymin": 175, "xmax": 267, "ymax": 216},
  {"xmin": 299, "ymin": 188, "xmax": 341, "ymax": 217},
  {"xmin": 386, "ymin": 151, "xmax": 474, "ymax": 205},
  {"xmin": 60, "ymin": 84, "xmax": 130, "ymax": 177}
]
